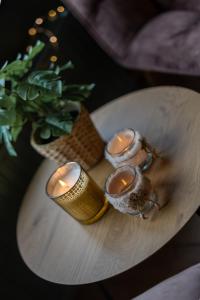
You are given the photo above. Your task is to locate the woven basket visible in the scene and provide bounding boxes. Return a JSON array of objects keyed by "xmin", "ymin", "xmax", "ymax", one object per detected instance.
[{"xmin": 31, "ymin": 106, "xmax": 104, "ymax": 170}]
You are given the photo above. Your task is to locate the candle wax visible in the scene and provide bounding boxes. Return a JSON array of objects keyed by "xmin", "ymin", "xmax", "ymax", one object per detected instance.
[
  {"xmin": 108, "ymin": 170, "xmax": 135, "ymax": 195},
  {"xmin": 50, "ymin": 163, "xmax": 81, "ymax": 197},
  {"xmin": 106, "ymin": 129, "xmax": 149, "ymax": 168},
  {"xmin": 108, "ymin": 130, "xmax": 134, "ymax": 155}
]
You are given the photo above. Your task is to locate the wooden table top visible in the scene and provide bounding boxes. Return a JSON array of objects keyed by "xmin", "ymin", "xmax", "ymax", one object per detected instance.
[{"xmin": 17, "ymin": 86, "xmax": 200, "ymax": 285}]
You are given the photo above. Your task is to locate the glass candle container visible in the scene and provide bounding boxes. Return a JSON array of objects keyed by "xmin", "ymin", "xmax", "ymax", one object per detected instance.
[
  {"xmin": 46, "ymin": 162, "xmax": 109, "ymax": 224},
  {"xmin": 105, "ymin": 165, "xmax": 159, "ymax": 219},
  {"xmin": 105, "ymin": 129, "xmax": 154, "ymax": 171}
]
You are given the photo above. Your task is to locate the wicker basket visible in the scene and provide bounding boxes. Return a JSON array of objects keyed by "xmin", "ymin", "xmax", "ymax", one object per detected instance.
[{"xmin": 31, "ymin": 106, "xmax": 104, "ymax": 170}]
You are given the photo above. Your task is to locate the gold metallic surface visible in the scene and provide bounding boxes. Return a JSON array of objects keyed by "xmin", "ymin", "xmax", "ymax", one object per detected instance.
[{"xmin": 52, "ymin": 168, "xmax": 108, "ymax": 224}]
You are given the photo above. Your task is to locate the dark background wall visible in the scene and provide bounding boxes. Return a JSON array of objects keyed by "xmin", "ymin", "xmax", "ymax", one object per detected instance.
[{"xmin": 0, "ymin": 0, "xmax": 55, "ymax": 63}]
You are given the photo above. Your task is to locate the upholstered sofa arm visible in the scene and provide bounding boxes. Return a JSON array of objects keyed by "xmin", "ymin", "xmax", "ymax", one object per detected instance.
[
  {"xmin": 133, "ymin": 263, "xmax": 200, "ymax": 300},
  {"xmin": 63, "ymin": 0, "xmax": 200, "ymax": 75}
]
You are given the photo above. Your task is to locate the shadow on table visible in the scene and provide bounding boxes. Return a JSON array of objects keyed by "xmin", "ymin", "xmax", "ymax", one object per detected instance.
[{"xmin": 75, "ymin": 214, "xmax": 200, "ymax": 299}]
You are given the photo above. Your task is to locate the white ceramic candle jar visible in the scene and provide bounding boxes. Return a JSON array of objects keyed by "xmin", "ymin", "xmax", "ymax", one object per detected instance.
[
  {"xmin": 105, "ymin": 165, "xmax": 159, "ymax": 219},
  {"xmin": 105, "ymin": 129, "xmax": 154, "ymax": 171}
]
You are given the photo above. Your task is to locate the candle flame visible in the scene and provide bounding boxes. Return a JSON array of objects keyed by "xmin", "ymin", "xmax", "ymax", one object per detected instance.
[
  {"xmin": 121, "ymin": 179, "xmax": 128, "ymax": 186},
  {"xmin": 59, "ymin": 179, "xmax": 66, "ymax": 187},
  {"xmin": 117, "ymin": 135, "xmax": 123, "ymax": 143}
]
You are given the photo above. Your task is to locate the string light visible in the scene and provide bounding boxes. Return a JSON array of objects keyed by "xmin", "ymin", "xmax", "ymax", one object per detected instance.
[
  {"xmin": 28, "ymin": 27, "xmax": 37, "ymax": 36},
  {"xmin": 35, "ymin": 18, "xmax": 43, "ymax": 25},
  {"xmin": 50, "ymin": 55, "xmax": 58, "ymax": 62},
  {"xmin": 49, "ymin": 36, "xmax": 58, "ymax": 44},
  {"xmin": 48, "ymin": 10, "xmax": 57, "ymax": 18},
  {"xmin": 57, "ymin": 6, "xmax": 65, "ymax": 13},
  {"xmin": 27, "ymin": 5, "xmax": 67, "ymax": 60}
]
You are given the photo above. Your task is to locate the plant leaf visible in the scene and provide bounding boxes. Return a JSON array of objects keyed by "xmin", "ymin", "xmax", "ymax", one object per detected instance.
[
  {"xmin": 45, "ymin": 116, "xmax": 73, "ymax": 134},
  {"xmin": 0, "ymin": 95, "xmax": 16, "ymax": 110},
  {"xmin": 15, "ymin": 83, "xmax": 28, "ymax": 100},
  {"xmin": 0, "ymin": 61, "xmax": 8, "ymax": 71},
  {"xmin": 11, "ymin": 113, "xmax": 25, "ymax": 141},
  {"xmin": 27, "ymin": 85, "xmax": 40, "ymax": 100},
  {"xmin": 63, "ymin": 83, "xmax": 95, "ymax": 99},
  {"xmin": 59, "ymin": 61, "xmax": 74, "ymax": 72},
  {"xmin": 28, "ymin": 70, "xmax": 60, "ymax": 83},
  {"xmin": 0, "ymin": 108, "xmax": 16, "ymax": 125},
  {"xmin": 0, "ymin": 126, "xmax": 17, "ymax": 156},
  {"xmin": 0, "ymin": 40, "xmax": 45, "ymax": 80},
  {"xmin": 11, "ymin": 125, "xmax": 23, "ymax": 142},
  {"xmin": 40, "ymin": 126, "xmax": 51, "ymax": 139},
  {"xmin": 27, "ymin": 71, "xmax": 62, "ymax": 96},
  {"xmin": 60, "ymin": 100, "xmax": 80, "ymax": 113},
  {"xmin": 15, "ymin": 83, "xmax": 40, "ymax": 101},
  {"xmin": 0, "ymin": 60, "xmax": 29, "ymax": 78},
  {"xmin": 51, "ymin": 127, "xmax": 67, "ymax": 137},
  {"xmin": 25, "ymin": 40, "xmax": 45, "ymax": 60}
]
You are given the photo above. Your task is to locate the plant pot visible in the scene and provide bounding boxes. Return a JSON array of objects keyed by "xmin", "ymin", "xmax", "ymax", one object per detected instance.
[{"xmin": 31, "ymin": 106, "xmax": 104, "ymax": 170}]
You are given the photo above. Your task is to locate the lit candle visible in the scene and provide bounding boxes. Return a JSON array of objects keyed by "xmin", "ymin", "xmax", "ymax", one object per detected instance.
[
  {"xmin": 105, "ymin": 166, "xmax": 159, "ymax": 219},
  {"xmin": 107, "ymin": 168, "xmax": 134, "ymax": 195},
  {"xmin": 46, "ymin": 162, "xmax": 109, "ymax": 224},
  {"xmin": 48, "ymin": 163, "xmax": 81, "ymax": 197},
  {"xmin": 105, "ymin": 129, "xmax": 154, "ymax": 171},
  {"xmin": 108, "ymin": 130, "xmax": 134, "ymax": 155}
]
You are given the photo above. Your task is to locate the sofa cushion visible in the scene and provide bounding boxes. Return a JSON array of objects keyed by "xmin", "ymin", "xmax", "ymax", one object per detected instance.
[
  {"xmin": 126, "ymin": 11, "xmax": 200, "ymax": 76},
  {"xmin": 63, "ymin": 0, "xmax": 200, "ymax": 75},
  {"xmin": 62, "ymin": 0, "xmax": 158, "ymax": 60},
  {"xmin": 133, "ymin": 263, "xmax": 200, "ymax": 300}
]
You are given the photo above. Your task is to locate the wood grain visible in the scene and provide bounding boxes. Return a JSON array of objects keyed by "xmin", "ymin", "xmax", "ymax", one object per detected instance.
[{"xmin": 17, "ymin": 86, "xmax": 200, "ymax": 284}]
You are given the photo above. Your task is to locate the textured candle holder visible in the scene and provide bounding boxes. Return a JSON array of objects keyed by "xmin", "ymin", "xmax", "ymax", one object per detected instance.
[
  {"xmin": 105, "ymin": 128, "xmax": 157, "ymax": 171},
  {"xmin": 46, "ymin": 162, "xmax": 109, "ymax": 224},
  {"xmin": 105, "ymin": 166, "xmax": 159, "ymax": 219}
]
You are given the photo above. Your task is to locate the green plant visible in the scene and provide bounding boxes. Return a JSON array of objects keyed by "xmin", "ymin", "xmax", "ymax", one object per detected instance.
[{"xmin": 0, "ymin": 41, "xmax": 94, "ymax": 156}]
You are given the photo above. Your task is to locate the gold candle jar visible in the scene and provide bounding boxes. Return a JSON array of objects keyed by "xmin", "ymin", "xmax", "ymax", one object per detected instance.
[{"xmin": 46, "ymin": 162, "xmax": 109, "ymax": 224}]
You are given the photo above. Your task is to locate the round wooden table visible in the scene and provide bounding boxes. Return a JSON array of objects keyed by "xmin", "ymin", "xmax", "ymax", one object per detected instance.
[{"xmin": 17, "ymin": 86, "xmax": 200, "ymax": 285}]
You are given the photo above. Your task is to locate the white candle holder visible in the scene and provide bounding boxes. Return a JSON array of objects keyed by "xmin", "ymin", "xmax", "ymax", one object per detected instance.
[
  {"xmin": 105, "ymin": 128, "xmax": 155, "ymax": 171},
  {"xmin": 105, "ymin": 165, "xmax": 159, "ymax": 219}
]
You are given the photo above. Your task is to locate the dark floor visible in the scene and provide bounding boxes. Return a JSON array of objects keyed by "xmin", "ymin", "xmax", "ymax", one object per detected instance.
[{"xmin": 1, "ymin": 1, "xmax": 200, "ymax": 299}]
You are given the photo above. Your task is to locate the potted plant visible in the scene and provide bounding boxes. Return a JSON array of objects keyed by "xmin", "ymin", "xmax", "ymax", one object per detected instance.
[{"xmin": 0, "ymin": 41, "xmax": 104, "ymax": 170}]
